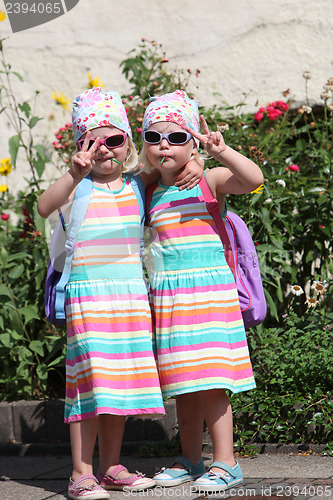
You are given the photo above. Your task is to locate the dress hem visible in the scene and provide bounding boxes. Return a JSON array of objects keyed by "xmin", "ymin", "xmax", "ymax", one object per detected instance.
[
  {"xmin": 65, "ymin": 407, "xmax": 166, "ymax": 423},
  {"xmin": 161, "ymin": 383, "xmax": 256, "ymax": 399}
]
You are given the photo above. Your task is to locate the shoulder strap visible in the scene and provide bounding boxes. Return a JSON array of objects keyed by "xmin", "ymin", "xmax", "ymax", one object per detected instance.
[
  {"xmin": 198, "ymin": 176, "xmax": 236, "ymax": 280},
  {"xmin": 127, "ymin": 174, "xmax": 145, "ymax": 225},
  {"xmin": 127, "ymin": 173, "xmax": 146, "ymax": 257},
  {"xmin": 145, "ymin": 182, "xmax": 158, "ymax": 225},
  {"xmin": 54, "ymin": 174, "xmax": 93, "ymax": 320}
]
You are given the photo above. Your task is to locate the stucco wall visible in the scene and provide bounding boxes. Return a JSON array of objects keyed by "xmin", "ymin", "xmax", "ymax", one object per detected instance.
[{"xmin": 0, "ymin": 0, "xmax": 332, "ymax": 192}]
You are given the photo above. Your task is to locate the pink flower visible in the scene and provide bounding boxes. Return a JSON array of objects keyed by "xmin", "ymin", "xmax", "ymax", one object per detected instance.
[
  {"xmin": 268, "ymin": 109, "xmax": 282, "ymax": 120},
  {"xmin": 254, "ymin": 111, "xmax": 264, "ymax": 122},
  {"xmin": 136, "ymin": 128, "xmax": 143, "ymax": 134},
  {"xmin": 1, "ymin": 214, "xmax": 9, "ymax": 220},
  {"xmin": 288, "ymin": 164, "xmax": 299, "ymax": 172},
  {"xmin": 56, "ymin": 134, "xmax": 63, "ymax": 139}
]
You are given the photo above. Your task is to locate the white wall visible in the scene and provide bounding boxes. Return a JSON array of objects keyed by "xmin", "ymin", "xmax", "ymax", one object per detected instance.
[{"xmin": 0, "ymin": 0, "xmax": 332, "ymax": 192}]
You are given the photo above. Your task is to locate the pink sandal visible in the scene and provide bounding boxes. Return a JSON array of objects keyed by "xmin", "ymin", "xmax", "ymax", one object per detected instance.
[
  {"xmin": 68, "ymin": 473, "xmax": 110, "ymax": 499},
  {"xmin": 97, "ymin": 465, "xmax": 155, "ymax": 491}
]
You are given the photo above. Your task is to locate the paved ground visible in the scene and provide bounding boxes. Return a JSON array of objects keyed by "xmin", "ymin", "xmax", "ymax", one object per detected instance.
[{"xmin": 0, "ymin": 451, "xmax": 332, "ymax": 500}]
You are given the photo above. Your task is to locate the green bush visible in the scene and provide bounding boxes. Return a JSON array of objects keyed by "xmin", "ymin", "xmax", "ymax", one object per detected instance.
[{"xmin": 0, "ymin": 38, "xmax": 332, "ymax": 450}]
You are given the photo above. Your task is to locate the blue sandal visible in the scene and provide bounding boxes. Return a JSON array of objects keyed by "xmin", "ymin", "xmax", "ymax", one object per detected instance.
[
  {"xmin": 193, "ymin": 461, "xmax": 243, "ymax": 493},
  {"xmin": 153, "ymin": 456, "xmax": 205, "ymax": 487}
]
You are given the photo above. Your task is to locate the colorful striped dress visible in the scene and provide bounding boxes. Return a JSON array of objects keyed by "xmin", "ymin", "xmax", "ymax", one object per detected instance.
[
  {"xmin": 64, "ymin": 176, "xmax": 165, "ymax": 423},
  {"xmin": 147, "ymin": 181, "xmax": 256, "ymax": 398}
]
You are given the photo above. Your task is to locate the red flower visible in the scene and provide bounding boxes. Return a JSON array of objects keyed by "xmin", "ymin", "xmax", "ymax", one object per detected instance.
[
  {"xmin": 254, "ymin": 111, "xmax": 264, "ymax": 122},
  {"xmin": 268, "ymin": 109, "xmax": 282, "ymax": 120},
  {"xmin": 254, "ymin": 100, "xmax": 288, "ymax": 122},
  {"xmin": 1, "ymin": 214, "xmax": 9, "ymax": 220},
  {"xmin": 288, "ymin": 164, "xmax": 299, "ymax": 172}
]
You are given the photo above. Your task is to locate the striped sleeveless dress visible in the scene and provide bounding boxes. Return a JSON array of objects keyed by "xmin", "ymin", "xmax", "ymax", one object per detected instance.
[
  {"xmin": 147, "ymin": 181, "xmax": 256, "ymax": 398},
  {"xmin": 64, "ymin": 177, "xmax": 165, "ymax": 423}
]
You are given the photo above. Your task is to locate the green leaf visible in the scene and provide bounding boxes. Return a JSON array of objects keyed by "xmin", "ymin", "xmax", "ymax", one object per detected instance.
[
  {"xmin": 36, "ymin": 364, "xmax": 48, "ymax": 380},
  {"xmin": 264, "ymin": 289, "xmax": 279, "ymax": 321},
  {"xmin": 18, "ymin": 102, "xmax": 31, "ymax": 118},
  {"xmin": 9, "ymin": 134, "xmax": 20, "ymax": 167},
  {"xmin": 0, "ymin": 332, "xmax": 13, "ymax": 348},
  {"xmin": 29, "ymin": 340, "xmax": 44, "ymax": 356},
  {"xmin": 29, "ymin": 116, "xmax": 43, "ymax": 128},
  {"xmin": 12, "ymin": 71, "xmax": 24, "ymax": 82},
  {"xmin": 18, "ymin": 305, "xmax": 39, "ymax": 324},
  {"xmin": 0, "ymin": 284, "xmax": 11, "ymax": 298},
  {"xmin": 8, "ymin": 264, "xmax": 25, "ymax": 279}
]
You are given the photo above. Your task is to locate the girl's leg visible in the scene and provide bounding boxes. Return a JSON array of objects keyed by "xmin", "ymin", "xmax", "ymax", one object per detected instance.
[
  {"xmin": 70, "ymin": 417, "xmax": 99, "ymax": 483},
  {"xmin": 98, "ymin": 414, "xmax": 133, "ymax": 479},
  {"xmin": 175, "ymin": 392, "xmax": 204, "ymax": 466},
  {"xmin": 199, "ymin": 389, "xmax": 237, "ymax": 471}
]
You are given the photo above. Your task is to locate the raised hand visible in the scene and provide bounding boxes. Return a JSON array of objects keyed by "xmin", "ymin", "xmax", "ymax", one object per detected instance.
[
  {"xmin": 186, "ymin": 115, "xmax": 227, "ymax": 159},
  {"xmin": 69, "ymin": 131, "xmax": 100, "ymax": 180}
]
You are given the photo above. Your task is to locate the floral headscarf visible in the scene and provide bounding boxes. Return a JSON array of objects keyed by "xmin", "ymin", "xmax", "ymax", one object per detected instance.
[{"xmin": 72, "ymin": 87, "xmax": 132, "ymax": 143}]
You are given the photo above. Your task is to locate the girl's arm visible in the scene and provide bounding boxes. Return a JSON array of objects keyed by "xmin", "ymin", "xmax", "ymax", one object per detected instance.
[
  {"xmin": 186, "ymin": 115, "xmax": 263, "ymax": 198},
  {"xmin": 139, "ymin": 155, "xmax": 204, "ymax": 190},
  {"xmin": 37, "ymin": 132, "xmax": 99, "ymax": 219}
]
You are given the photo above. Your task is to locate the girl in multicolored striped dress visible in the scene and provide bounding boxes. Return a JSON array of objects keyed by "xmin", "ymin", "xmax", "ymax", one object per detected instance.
[
  {"xmin": 140, "ymin": 90, "xmax": 264, "ymax": 494},
  {"xmin": 37, "ymin": 88, "xmax": 203, "ymax": 500}
]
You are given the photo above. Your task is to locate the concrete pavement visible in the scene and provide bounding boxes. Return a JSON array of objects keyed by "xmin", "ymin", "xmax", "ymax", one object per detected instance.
[{"xmin": 1, "ymin": 451, "xmax": 332, "ymax": 500}]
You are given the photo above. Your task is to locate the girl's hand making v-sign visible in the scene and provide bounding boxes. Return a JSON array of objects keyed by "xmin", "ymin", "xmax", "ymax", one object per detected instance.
[
  {"xmin": 186, "ymin": 115, "xmax": 227, "ymax": 160},
  {"xmin": 186, "ymin": 114, "xmax": 264, "ymax": 196},
  {"xmin": 69, "ymin": 131, "xmax": 100, "ymax": 181}
]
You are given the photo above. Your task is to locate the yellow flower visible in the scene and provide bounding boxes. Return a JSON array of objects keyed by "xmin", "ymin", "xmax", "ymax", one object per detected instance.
[
  {"xmin": 251, "ymin": 184, "xmax": 264, "ymax": 194},
  {"xmin": 0, "ymin": 184, "xmax": 8, "ymax": 192},
  {"xmin": 0, "ymin": 158, "xmax": 13, "ymax": 176},
  {"xmin": 0, "ymin": 10, "xmax": 6, "ymax": 22},
  {"xmin": 87, "ymin": 73, "xmax": 104, "ymax": 89},
  {"xmin": 52, "ymin": 91, "xmax": 71, "ymax": 110}
]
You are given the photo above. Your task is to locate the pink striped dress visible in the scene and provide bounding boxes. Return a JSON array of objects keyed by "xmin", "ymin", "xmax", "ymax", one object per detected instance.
[
  {"xmin": 147, "ymin": 181, "xmax": 256, "ymax": 398},
  {"xmin": 64, "ymin": 177, "xmax": 165, "ymax": 423}
]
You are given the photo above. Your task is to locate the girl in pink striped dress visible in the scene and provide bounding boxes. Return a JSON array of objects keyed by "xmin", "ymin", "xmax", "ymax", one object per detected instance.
[
  {"xmin": 140, "ymin": 90, "xmax": 264, "ymax": 493},
  {"xmin": 37, "ymin": 88, "xmax": 203, "ymax": 500}
]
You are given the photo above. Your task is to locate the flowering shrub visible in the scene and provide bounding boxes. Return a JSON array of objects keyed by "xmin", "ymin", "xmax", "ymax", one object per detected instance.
[
  {"xmin": 232, "ymin": 280, "xmax": 333, "ymax": 450},
  {"xmin": 1, "ymin": 38, "xmax": 332, "ymax": 451},
  {"xmin": 254, "ymin": 100, "xmax": 289, "ymax": 122}
]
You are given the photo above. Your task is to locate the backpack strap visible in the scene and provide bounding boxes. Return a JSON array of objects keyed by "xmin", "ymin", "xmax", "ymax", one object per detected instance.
[
  {"xmin": 54, "ymin": 174, "xmax": 93, "ymax": 320},
  {"xmin": 198, "ymin": 176, "xmax": 236, "ymax": 280},
  {"xmin": 127, "ymin": 173, "xmax": 145, "ymax": 224},
  {"xmin": 127, "ymin": 173, "xmax": 146, "ymax": 257}
]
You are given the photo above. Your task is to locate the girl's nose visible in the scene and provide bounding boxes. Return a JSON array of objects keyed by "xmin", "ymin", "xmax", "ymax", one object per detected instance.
[
  {"xmin": 98, "ymin": 143, "xmax": 108, "ymax": 153},
  {"xmin": 160, "ymin": 138, "xmax": 169, "ymax": 149}
]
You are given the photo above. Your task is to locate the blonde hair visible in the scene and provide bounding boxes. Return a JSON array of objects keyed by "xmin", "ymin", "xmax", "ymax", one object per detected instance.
[{"xmin": 123, "ymin": 137, "xmax": 139, "ymax": 173}]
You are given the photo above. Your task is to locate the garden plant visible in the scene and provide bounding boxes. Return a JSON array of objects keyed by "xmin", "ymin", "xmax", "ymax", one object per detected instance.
[{"xmin": 0, "ymin": 38, "xmax": 332, "ymax": 452}]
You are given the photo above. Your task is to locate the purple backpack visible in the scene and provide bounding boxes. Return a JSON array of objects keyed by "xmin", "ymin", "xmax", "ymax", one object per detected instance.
[{"xmin": 199, "ymin": 177, "xmax": 266, "ymax": 328}]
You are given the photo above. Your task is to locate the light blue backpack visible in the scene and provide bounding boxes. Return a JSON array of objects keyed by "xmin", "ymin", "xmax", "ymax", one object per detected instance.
[{"xmin": 45, "ymin": 173, "xmax": 145, "ymax": 325}]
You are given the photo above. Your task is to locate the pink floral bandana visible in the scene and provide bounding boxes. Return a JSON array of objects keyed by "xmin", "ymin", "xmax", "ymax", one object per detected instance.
[
  {"xmin": 72, "ymin": 87, "xmax": 132, "ymax": 143},
  {"xmin": 142, "ymin": 90, "xmax": 200, "ymax": 145}
]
